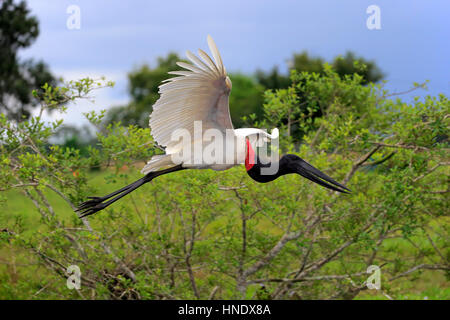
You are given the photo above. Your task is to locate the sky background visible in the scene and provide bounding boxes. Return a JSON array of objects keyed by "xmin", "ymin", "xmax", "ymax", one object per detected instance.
[{"xmin": 20, "ymin": 0, "xmax": 450, "ymax": 127}]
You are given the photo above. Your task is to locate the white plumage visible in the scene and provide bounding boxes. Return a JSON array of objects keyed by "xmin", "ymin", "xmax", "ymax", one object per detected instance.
[{"xmin": 143, "ymin": 35, "xmax": 278, "ymax": 174}]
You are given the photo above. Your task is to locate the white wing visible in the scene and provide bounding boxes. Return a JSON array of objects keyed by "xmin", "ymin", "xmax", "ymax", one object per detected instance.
[{"xmin": 150, "ymin": 35, "xmax": 233, "ymax": 153}]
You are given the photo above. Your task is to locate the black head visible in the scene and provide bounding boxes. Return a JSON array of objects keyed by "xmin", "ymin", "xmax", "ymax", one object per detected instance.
[{"xmin": 245, "ymin": 141, "xmax": 350, "ymax": 193}]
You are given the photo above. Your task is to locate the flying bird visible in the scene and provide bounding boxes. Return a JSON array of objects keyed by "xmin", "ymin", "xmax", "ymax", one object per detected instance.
[{"xmin": 76, "ymin": 36, "xmax": 350, "ymax": 218}]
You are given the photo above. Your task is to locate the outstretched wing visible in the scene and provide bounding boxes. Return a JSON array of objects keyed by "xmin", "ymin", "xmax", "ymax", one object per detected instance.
[{"xmin": 150, "ymin": 35, "xmax": 233, "ymax": 152}]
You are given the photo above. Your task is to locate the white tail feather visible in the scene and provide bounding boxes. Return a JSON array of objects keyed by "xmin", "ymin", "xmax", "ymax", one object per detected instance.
[{"xmin": 141, "ymin": 155, "xmax": 175, "ymax": 174}]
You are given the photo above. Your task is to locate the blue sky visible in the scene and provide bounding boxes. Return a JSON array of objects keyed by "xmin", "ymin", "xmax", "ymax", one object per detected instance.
[{"xmin": 21, "ymin": 0, "xmax": 449, "ymax": 126}]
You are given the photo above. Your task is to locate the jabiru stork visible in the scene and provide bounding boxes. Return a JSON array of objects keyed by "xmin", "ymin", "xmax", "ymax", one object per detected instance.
[{"xmin": 76, "ymin": 36, "xmax": 350, "ymax": 218}]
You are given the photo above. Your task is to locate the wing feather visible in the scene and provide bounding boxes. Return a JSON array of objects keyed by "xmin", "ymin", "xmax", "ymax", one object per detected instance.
[
  {"xmin": 207, "ymin": 35, "xmax": 224, "ymax": 75},
  {"xmin": 198, "ymin": 49, "xmax": 220, "ymax": 74},
  {"xmin": 186, "ymin": 50, "xmax": 216, "ymax": 75},
  {"xmin": 176, "ymin": 61, "xmax": 212, "ymax": 76},
  {"xmin": 150, "ymin": 36, "xmax": 233, "ymax": 151}
]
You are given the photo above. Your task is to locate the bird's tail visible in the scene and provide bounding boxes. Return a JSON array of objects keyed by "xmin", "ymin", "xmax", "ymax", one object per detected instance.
[{"xmin": 141, "ymin": 154, "xmax": 174, "ymax": 174}]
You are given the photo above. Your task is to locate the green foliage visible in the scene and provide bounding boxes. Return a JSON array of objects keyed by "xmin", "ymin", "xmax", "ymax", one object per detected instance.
[
  {"xmin": 332, "ymin": 52, "xmax": 384, "ymax": 85},
  {"xmin": 293, "ymin": 51, "xmax": 384, "ymax": 85},
  {"xmin": 0, "ymin": 0, "xmax": 56, "ymax": 121},
  {"xmin": 105, "ymin": 53, "xmax": 184, "ymax": 128},
  {"xmin": 0, "ymin": 69, "xmax": 448, "ymax": 300},
  {"xmin": 254, "ymin": 53, "xmax": 384, "ymax": 142},
  {"xmin": 257, "ymin": 51, "xmax": 384, "ymax": 92},
  {"xmin": 255, "ymin": 66, "xmax": 291, "ymax": 91},
  {"xmin": 228, "ymin": 73, "xmax": 265, "ymax": 127}
]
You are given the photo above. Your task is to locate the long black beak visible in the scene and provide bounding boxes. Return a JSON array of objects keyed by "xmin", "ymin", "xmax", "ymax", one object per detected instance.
[{"xmin": 294, "ymin": 157, "xmax": 351, "ymax": 194}]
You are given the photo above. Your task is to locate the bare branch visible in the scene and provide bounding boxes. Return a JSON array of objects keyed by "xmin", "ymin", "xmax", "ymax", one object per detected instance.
[
  {"xmin": 389, "ymin": 264, "xmax": 450, "ymax": 282},
  {"xmin": 343, "ymin": 145, "xmax": 381, "ymax": 184},
  {"xmin": 243, "ymin": 216, "xmax": 321, "ymax": 279},
  {"xmin": 413, "ymin": 162, "xmax": 449, "ymax": 182},
  {"xmin": 369, "ymin": 142, "xmax": 436, "ymax": 152},
  {"xmin": 208, "ymin": 286, "xmax": 220, "ymax": 300}
]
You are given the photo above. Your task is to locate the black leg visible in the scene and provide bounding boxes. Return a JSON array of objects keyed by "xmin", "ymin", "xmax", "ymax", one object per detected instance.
[{"xmin": 76, "ymin": 165, "xmax": 185, "ymax": 218}]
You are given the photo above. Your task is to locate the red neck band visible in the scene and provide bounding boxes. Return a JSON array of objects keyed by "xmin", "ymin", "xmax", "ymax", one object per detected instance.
[{"xmin": 245, "ymin": 138, "xmax": 255, "ymax": 171}]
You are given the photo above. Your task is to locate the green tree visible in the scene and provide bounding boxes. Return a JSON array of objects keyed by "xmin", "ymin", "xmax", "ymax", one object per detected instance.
[
  {"xmin": 256, "ymin": 51, "xmax": 384, "ymax": 91},
  {"xmin": 257, "ymin": 53, "xmax": 384, "ymax": 142},
  {"xmin": 105, "ymin": 53, "xmax": 183, "ymax": 127},
  {"xmin": 0, "ymin": 0, "xmax": 56, "ymax": 121},
  {"xmin": 331, "ymin": 51, "xmax": 384, "ymax": 85},
  {"xmin": 51, "ymin": 124, "xmax": 97, "ymax": 158},
  {"xmin": 0, "ymin": 71, "xmax": 447, "ymax": 300},
  {"xmin": 255, "ymin": 66, "xmax": 291, "ymax": 91},
  {"xmin": 228, "ymin": 73, "xmax": 265, "ymax": 127}
]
